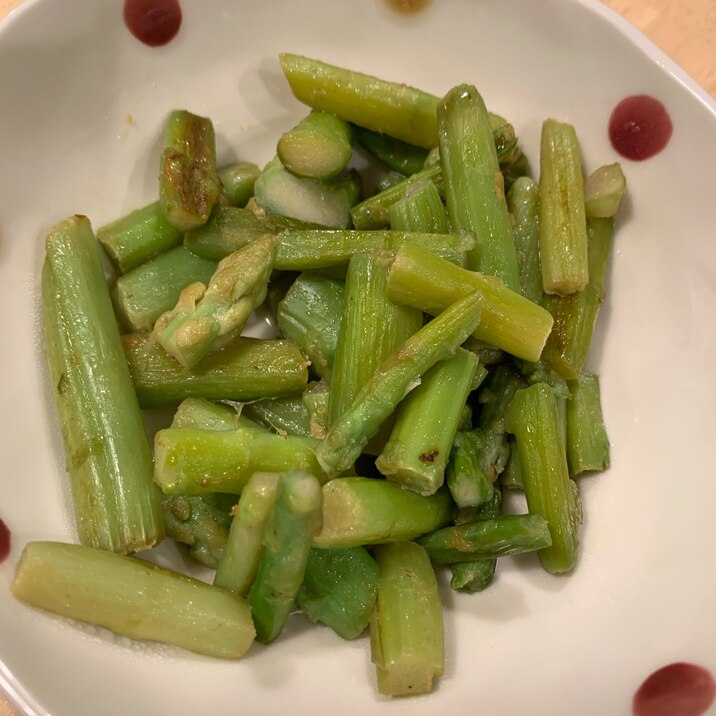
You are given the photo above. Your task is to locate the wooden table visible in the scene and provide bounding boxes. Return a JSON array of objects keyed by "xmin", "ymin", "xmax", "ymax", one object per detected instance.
[{"xmin": 0, "ymin": 0, "xmax": 714, "ymax": 714}]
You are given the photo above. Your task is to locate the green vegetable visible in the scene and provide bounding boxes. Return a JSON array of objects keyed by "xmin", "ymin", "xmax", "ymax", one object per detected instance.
[
  {"xmin": 388, "ymin": 180, "xmax": 448, "ymax": 234},
  {"xmin": 584, "ymin": 163, "xmax": 627, "ymax": 218},
  {"xmin": 354, "ymin": 126, "xmax": 428, "ymax": 175},
  {"xmin": 243, "ymin": 396, "xmax": 312, "ymax": 438},
  {"xmin": 507, "ymin": 176, "xmax": 543, "ymax": 303},
  {"xmin": 566, "ymin": 373, "xmax": 610, "ymax": 476},
  {"xmin": 218, "ymin": 161, "xmax": 261, "ymax": 207}
]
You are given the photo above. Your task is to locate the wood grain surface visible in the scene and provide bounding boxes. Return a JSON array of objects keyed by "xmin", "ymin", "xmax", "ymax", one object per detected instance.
[{"xmin": 0, "ymin": 0, "xmax": 714, "ymax": 715}]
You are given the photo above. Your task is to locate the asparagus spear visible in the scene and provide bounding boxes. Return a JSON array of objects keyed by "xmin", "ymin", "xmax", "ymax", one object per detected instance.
[
  {"xmin": 218, "ymin": 161, "xmax": 261, "ymax": 207},
  {"xmin": 243, "ymin": 396, "xmax": 312, "ymax": 438},
  {"xmin": 214, "ymin": 472, "xmax": 281, "ymax": 594},
  {"xmin": 123, "ymin": 333, "xmax": 308, "ymax": 407},
  {"xmin": 507, "ymin": 176, "xmax": 543, "ymax": 304},
  {"xmin": 388, "ymin": 180, "xmax": 448, "ymax": 234},
  {"xmin": 370, "ymin": 542, "xmax": 443, "ymax": 697},
  {"xmin": 248, "ymin": 471, "xmax": 323, "ymax": 643},
  {"xmin": 314, "ymin": 478, "xmax": 452, "ymax": 549},
  {"xmin": 541, "ymin": 218, "xmax": 614, "ymax": 379},
  {"xmin": 154, "ymin": 425, "xmax": 325, "ymax": 495},
  {"xmin": 328, "ymin": 253, "xmax": 422, "ymax": 427},
  {"xmin": 296, "ymin": 546, "xmax": 380, "ymax": 640},
  {"xmin": 160, "ymin": 110, "xmax": 221, "ymax": 231},
  {"xmin": 154, "ymin": 233, "xmax": 277, "ymax": 369},
  {"xmin": 500, "ymin": 436, "xmax": 524, "ymax": 490},
  {"xmin": 112, "ymin": 246, "xmax": 217, "ymax": 333},
  {"xmin": 438, "ymin": 84, "xmax": 521, "ymax": 290},
  {"xmin": 12, "ymin": 541, "xmax": 254, "ymax": 659},
  {"xmin": 171, "ymin": 397, "xmax": 245, "ymax": 431},
  {"xmin": 277, "ymin": 111, "xmax": 353, "ymax": 179},
  {"xmin": 43, "ymin": 216, "xmax": 163, "ymax": 554},
  {"xmin": 376, "ymin": 349, "xmax": 478, "ymax": 496},
  {"xmin": 386, "ymin": 241, "xmax": 553, "ymax": 362},
  {"xmin": 506, "ymin": 383, "xmax": 582, "ymax": 573},
  {"xmin": 97, "ymin": 201, "xmax": 182, "ymax": 273},
  {"xmin": 418, "ymin": 514, "xmax": 551, "ymax": 563},
  {"xmin": 316, "ymin": 291, "xmax": 483, "ymax": 477},
  {"xmin": 539, "ymin": 119, "xmax": 589, "ymax": 295},
  {"xmin": 275, "ymin": 228, "xmax": 474, "ymax": 270},
  {"xmin": 584, "ymin": 163, "xmax": 627, "ymax": 219},
  {"xmin": 277, "ymin": 272, "xmax": 345, "ymax": 379},
  {"xmin": 354, "ymin": 126, "xmax": 428, "ymax": 176},
  {"xmin": 303, "ymin": 379, "xmax": 330, "ymax": 439},
  {"xmin": 376, "ymin": 170, "xmax": 409, "ymax": 193},
  {"xmin": 446, "ymin": 430, "xmax": 495, "ymax": 509},
  {"xmin": 566, "ymin": 373, "xmax": 610, "ymax": 476},
  {"xmin": 184, "ymin": 205, "xmax": 267, "ymax": 261}
]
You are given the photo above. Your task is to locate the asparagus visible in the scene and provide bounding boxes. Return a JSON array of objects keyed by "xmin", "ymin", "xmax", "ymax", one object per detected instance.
[
  {"xmin": 350, "ymin": 165, "xmax": 443, "ymax": 230},
  {"xmin": 449, "ymin": 487, "xmax": 501, "ymax": 592},
  {"xmin": 97, "ymin": 201, "xmax": 182, "ymax": 273},
  {"xmin": 254, "ymin": 157, "xmax": 360, "ymax": 229},
  {"xmin": 500, "ymin": 436, "xmax": 524, "ymax": 490},
  {"xmin": 539, "ymin": 119, "xmax": 589, "ymax": 295},
  {"xmin": 184, "ymin": 206, "xmax": 267, "ymax": 261},
  {"xmin": 566, "ymin": 373, "xmax": 610, "ymax": 476},
  {"xmin": 316, "ymin": 291, "xmax": 483, "ymax": 477},
  {"xmin": 507, "ymin": 176, "xmax": 543, "ymax": 304},
  {"xmin": 376, "ymin": 349, "xmax": 478, "ymax": 496},
  {"xmin": 303, "ymin": 379, "xmax": 330, "ymax": 439},
  {"xmin": 123, "ymin": 333, "xmax": 308, "ymax": 407},
  {"xmin": 388, "ymin": 180, "xmax": 448, "ymax": 234},
  {"xmin": 438, "ymin": 84, "xmax": 521, "ymax": 290},
  {"xmin": 370, "ymin": 542, "xmax": 443, "ymax": 697},
  {"xmin": 248, "ymin": 471, "xmax": 323, "ymax": 643},
  {"xmin": 506, "ymin": 383, "xmax": 582, "ymax": 573},
  {"xmin": 296, "ymin": 546, "xmax": 380, "ymax": 640},
  {"xmin": 12, "ymin": 541, "xmax": 254, "ymax": 659},
  {"xmin": 112, "ymin": 246, "xmax": 217, "ymax": 333},
  {"xmin": 314, "ymin": 478, "xmax": 452, "ymax": 548},
  {"xmin": 214, "ymin": 472, "xmax": 281, "ymax": 594},
  {"xmin": 446, "ymin": 430, "xmax": 495, "ymax": 509},
  {"xmin": 43, "ymin": 216, "xmax": 163, "ymax": 554},
  {"xmin": 277, "ymin": 111, "xmax": 353, "ymax": 179},
  {"xmin": 171, "ymin": 397, "xmax": 245, "ymax": 431},
  {"xmin": 160, "ymin": 110, "xmax": 220, "ymax": 231},
  {"xmin": 376, "ymin": 170, "xmax": 409, "ymax": 193},
  {"xmin": 275, "ymin": 228, "xmax": 474, "ymax": 271},
  {"xmin": 154, "ymin": 233, "xmax": 277, "ymax": 369},
  {"xmin": 354, "ymin": 126, "xmax": 428, "ymax": 176},
  {"xmin": 541, "ymin": 218, "xmax": 614, "ymax": 379},
  {"xmin": 218, "ymin": 161, "xmax": 260, "ymax": 207},
  {"xmin": 386, "ymin": 242, "xmax": 553, "ymax": 362},
  {"xmin": 162, "ymin": 493, "xmax": 234, "ymax": 568},
  {"xmin": 584, "ymin": 163, "xmax": 627, "ymax": 219},
  {"xmin": 277, "ymin": 272, "xmax": 345, "ymax": 379},
  {"xmin": 328, "ymin": 253, "xmax": 423, "ymax": 426},
  {"xmin": 418, "ymin": 514, "xmax": 551, "ymax": 563},
  {"xmin": 243, "ymin": 396, "xmax": 312, "ymax": 438},
  {"xmin": 154, "ymin": 425, "xmax": 325, "ymax": 495}
]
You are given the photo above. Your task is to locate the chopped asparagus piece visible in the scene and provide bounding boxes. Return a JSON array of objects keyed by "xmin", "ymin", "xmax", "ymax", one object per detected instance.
[
  {"xmin": 97, "ymin": 201, "xmax": 182, "ymax": 273},
  {"xmin": 123, "ymin": 333, "xmax": 308, "ymax": 407},
  {"xmin": 278, "ymin": 111, "xmax": 353, "ymax": 179},
  {"xmin": 218, "ymin": 161, "xmax": 260, "ymax": 207},
  {"xmin": 438, "ymin": 84, "xmax": 521, "ymax": 290},
  {"xmin": 446, "ymin": 430, "xmax": 495, "ymax": 509},
  {"xmin": 314, "ymin": 478, "xmax": 452, "ymax": 549},
  {"xmin": 275, "ymin": 228, "xmax": 474, "ymax": 271},
  {"xmin": 160, "ymin": 110, "xmax": 221, "ymax": 231},
  {"xmin": 154, "ymin": 233, "xmax": 277, "ymax": 368},
  {"xmin": 243, "ymin": 396, "xmax": 312, "ymax": 438},
  {"xmin": 388, "ymin": 180, "xmax": 448, "ymax": 234},
  {"xmin": 377, "ymin": 349, "xmax": 478, "ymax": 496},
  {"xmin": 297, "ymin": 547, "xmax": 380, "ymax": 640},
  {"xmin": 248, "ymin": 471, "xmax": 323, "ymax": 643},
  {"xmin": 539, "ymin": 119, "xmax": 589, "ymax": 295},
  {"xmin": 386, "ymin": 241, "xmax": 553, "ymax": 362},
  {"xmin": 354, "ymin": 126, "xmax": 428, "ymax": 176},
  {"xmin": 277, "ymin": 272, "xmax": 345, "ymax": 379},
  {"xmin": 254, "ymin": 157, "xmax": 360, "ymax": 229},
  {"xmin": 418, "ymin": 513, "xmax": 551, "ymax": 563},
  {"xmin": 43, "ymin": 216, "xmax": 163, "ymax": 554},
  {"xmin": 500, "ymin": 436, "xmax": 524, "ymax": 490},
  {"xmin": 171, "ymin": 397, "xmax": 245, "ymax": 431},
  {"xmin": 303, "ymin": 379, "xmax": 331, "ymax": 439},
  {"xmin": 541, "ymin": 218, "xmax": 614, "ymax": 379},
  {"xmin": 507, "ymin": 176, "xmax": 543, "ymax": 304},
  {"xmin": 370, "ymin": 542, "xmax": 444, "ymax": 697},
  {"xmin": 12, "ymin": 541, "xmax": 254, "ymax": 659},
  {"xmin": 184, "ymin": 205, "xmax": 267, "ymax": 261},
  {"xmin": 112, "ymin": 246, "xmax": 217, "ymax": 333},
  {"xmin": 376, "ymin": 170, "xmax": 409, "ymax": 193},
  {"xmin": 584, "ymin": 163, "xmax": 627, "ymax": 218},
  {"xmin": 566, "ymin": 373, "xmax": 610, "ymax": 476},
  {"xmin": 154, "ymin": 425, "xmax": 325, "ymax": 495},
  {"xmin": 214, "ymin": 472, "xmax": 281, "ymax": 594},
  {"xmin": 316, "ymin": 291, "xmax": 483, "ymax": 477},
  {"xmin": 506, "ymin": 383, "xmax": 582, "ymax": 574}
]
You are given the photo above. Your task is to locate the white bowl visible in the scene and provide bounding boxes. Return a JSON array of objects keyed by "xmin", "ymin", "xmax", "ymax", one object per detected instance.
[{"xmin": 1, "ymin": 1, "xmax": 715, "ymax": 714}]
